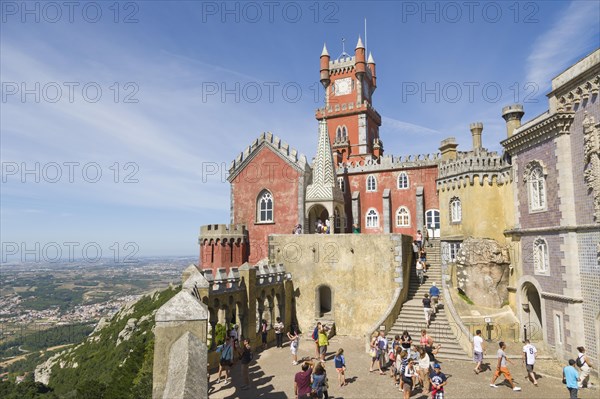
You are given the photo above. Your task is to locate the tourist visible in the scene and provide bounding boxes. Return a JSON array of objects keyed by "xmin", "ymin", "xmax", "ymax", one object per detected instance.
[
  {"xmin": 423, "ymin": 294, "xmax": 432, "ymax": 327},
  {"xmin": 352, "ymin": 223, "xmax": 360, "ymax": 233},
  {"xmin": 318, "ymin": 323, "xmax": 329, "ymax": 361},
  {"xmin": 423, "ymin": 225, "xmax": 431, "ymax": 247},
  {"xmin": 402, "ymin": 359, "xmax": 416, "ymax": 399},
  {"xmin": 261, "ymin": 319, "xmax": 268, "ymax": 349},
  {"xmin": 576, "ymin": 346, "xmax": 594, "ymax": 388},
  {"xmin": 416, "ymin": 230, "xmax": 423, "ymax": 249},
  {"xmin": 412, "ymin": 240, "xmax": 420, "ymax": 266},
  {"xmin": 490, "ymin": 341, "xmax": 521, "ymax": 391},
  {"xmin": 522, "ymin": 339, "xmax": 538, "ymax": 386},
  {"xmin": 430, "ymin": 363, "xmax": 448, "ymax": 399},
  {"xmin": 391, "ymin": 335, "xmax": 401, "ymax": 357},
  {"xmin": 417, "ymin": 258, "xmax": 425, "ymax": 284},
  {"xmin": 274, "ymin": 317, "xmax": 285, "ymax": 348},
  {"xmin": 320, "ymin": 360, "xmax": 330, "ymax": 399},
  {"xmin": 473, "ymin": 329, "xmax": 485, "ymax": 374},
  {"xmin": 293, "ymin": 224, "xmax": 303, "ymax": 234},
  {"xmin": 376, "ymin": 330, "xmax": 388, "ymax": 371},
  {"xmin": 429, "ymin": 282, "xmax": 440, "ymax": 313},
  {"xmin": 420, "ymin": 248, "xmax": 428, "ymax": 272},
  {"xmin": 369, "ymin": 331, "xmax": 383, "ymax": 374},
  {"xmin": 313, "ymin": 322, "xmax": 321, "ymax": 359},
  {"xmin": 287, "ymin": 328, "xmax": 300, "ymax": 365},
  {"xmin": 420, "ymin": 329, "xmax": 441, "ymax": 366},
  {"xmin": 391, "ymin": 346, "xmax": 402, "ymax": 385},
  {"xmin": 316, "ymin": 219, "xmax": 323, "ymax": 234},
  {"xmin": 398, "ymin": 350, "xmax": 409, "ymax": 391},
  {"xmin": 294, "ymin": 361, "xmax": 314, "ymax": 399},
  {"xmin": 311, "ymin": 362, "xmax": 327, "ymax": 399},
  {"xmin": 334, "ymin": 348, "xmax": 347, "ymax": 387},
  {"xmin": 563, "ymin": 359, "xmax": 579, "ymax": 399},
  {"xmin": 417, "ymin": 346, "xmax": 431, "ymax": 393},
  {"xmin": 216, "ymin": 336, "xmax": 234, "ymax": 384},
  {"xmin": 325, "ymin": 219, "xmax": 331, "ymax": 234},
  {"xmin": 400, "ymin": 330, "xmax": 412, "ymax": 352},
  {"xmin": 238, "ymin": 338, "xmax": 253, "ymax": 390}
]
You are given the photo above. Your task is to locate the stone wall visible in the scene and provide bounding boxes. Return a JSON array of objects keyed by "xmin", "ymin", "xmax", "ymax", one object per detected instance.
[{"xmin": 268, "ymin": 233, "xmax": 410, "ymax": 337}]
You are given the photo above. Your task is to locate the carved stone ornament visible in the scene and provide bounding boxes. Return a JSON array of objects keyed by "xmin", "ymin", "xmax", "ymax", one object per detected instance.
[
  {"xmin": 522, "ymin": 160, "xmax": 548, "ymax": 182},
  {"xmin": 583, "ymin": 112, "xmax": 600, "ymax": 222}
]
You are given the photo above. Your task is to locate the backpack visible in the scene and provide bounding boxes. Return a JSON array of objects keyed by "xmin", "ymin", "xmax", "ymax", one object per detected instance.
[
  {"xmin": 576, "ymin": 355, "xmax": 585, "ymax": 368},
  {"xmin": 312, "ymin": 327, "xmax": 319, "ymax": 341}
]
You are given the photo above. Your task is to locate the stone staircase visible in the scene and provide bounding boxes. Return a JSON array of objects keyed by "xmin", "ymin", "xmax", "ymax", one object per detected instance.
[{"xmin": 387, "ymin": 239, "xmax": 469, "ymax": 360}]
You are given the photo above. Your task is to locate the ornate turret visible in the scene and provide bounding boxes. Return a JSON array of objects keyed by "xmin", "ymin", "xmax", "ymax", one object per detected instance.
[
  {"xmin": 470, "ymin": 122, "xmax": 484, "ymax": 151},
  {"xmin": 367, "ymin": 52, "xmax": 376, "ymax": 91},
  {"xmin": 354, "ymin": 36, "xmax": 366, "ymax": 78},
  {"xmin": 502, "ymin": 104, "xmax": 524, "ymax": 138}
]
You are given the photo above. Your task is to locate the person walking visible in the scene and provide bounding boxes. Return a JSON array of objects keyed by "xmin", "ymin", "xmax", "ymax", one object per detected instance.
[
  {"xmin": 429, "ymin": 282, "xmax": 440, "ymax": 313},
  {"xmin": 376, "ymin": 330, "xmax": 388, "ymax": 372},
  {"xmin": 417, "ymin": 346, "xmax": 431, "ymax": 393},
  {"xmin": 423, "ymin": 294, "xmax": 432, "ymax": 327},
  {"xmin": 238, "ymin": 338, "xmax": 253, "ymax": 390},
  {"xmin": 318, "ymin": 324, "xmax": 329, "ymax": 361},
  {"xmin": 416, "ymin": 230, "xmax": 423, "ymax": 249},
  {"xmin": 369, "ymin": 331, "xmax": 383, "ymax": 374},
  {"xmin": 313, "ymin": 322, "xmax": 321, "ymax": 359},
  {"xmin": 563, "ymin": 359, "xmax": 579, "ymax": 399},
  {"xmin": 274, "ymin": 317, "xmax": 284, "ymax": 348},
  {"xmin": 522, "ymin": 339, "xmax": 538, "ymax": 386},
  {"xmin": 490, "ymin": 341, "xmax": 521, "ymax": 391},
  {"xmin": 287, "ymin": 328, "xmax": 300, "ymax": 365},
  {"xmin": 334, "ymin": 348, "xmax": 347, "ymax": 387},
  {"xmin": 430, "ymin": 363, "xmax": 448, "ymax": 399},
  {"xmin": 473, "ymin": 329, "xmax": 485, "ymax": 374},
  {"xmin": 216, "ymin": 336, "xmax": 234, "ymax": 384},
  {"xmin": 260, "ymin": 319, "xmax": 268, "ymax": 349},
  {"xmin": 412, "ymin": 240, "xmax": 420, "ymax": 266},
  {"xmin": 423, "ymin": 225, "xmax": 431, "ymax": 247},
  {"xmin": 417, "ymin": 258, "xmax": 425, "ymax": 284},
  {"xmin": 576, "ymin": 346, "xmax": 594, "ymax": 388}
]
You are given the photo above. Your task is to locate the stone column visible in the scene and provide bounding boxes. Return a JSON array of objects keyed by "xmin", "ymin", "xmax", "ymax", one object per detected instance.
[
  {"xmin": 416, "ymin": 186, "xmax": 424, "ymax": 232},
  {"xmin": 239, "ymin": 263, "xmax": 257, "ymax": 343},
  {"xmin": 153, "ymin": 291, "xmax": 209, "ymax": 399},
  {"xmin": 383, "ymin": 189, "xmax": 391, "ymax": 233},
  {"xmin": 352, "ymin": 191, "xmax": 360, "ymax": 228}
]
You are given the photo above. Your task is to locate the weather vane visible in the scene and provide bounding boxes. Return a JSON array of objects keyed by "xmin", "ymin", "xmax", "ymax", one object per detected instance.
[{"xmin": 338, "ymin": 37, "xmax": 350, "ymax": 60}]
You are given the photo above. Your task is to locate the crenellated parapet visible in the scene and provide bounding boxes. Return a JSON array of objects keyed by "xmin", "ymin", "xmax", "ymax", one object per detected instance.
[
  {"xmin": 199, "ymin": 224, "xmax": 247, "ymax": 244},
  {"xmin": 337, "ymin": 152, "xmax": 440, "ymax": 175},
  {"xmin": 228, "ymin": 132, "xmax": 310, "ymax": 180},
  {"xmin": 436, "ymin": 149, "xmax": 512, "ymax": 191},
  {"xmin": 315, "ymin": 99, "xmax": 381, "ymax": 124}
]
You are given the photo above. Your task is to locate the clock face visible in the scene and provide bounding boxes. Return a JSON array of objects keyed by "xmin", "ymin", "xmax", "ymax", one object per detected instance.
[{"xmin": 334, "ymin": 77, "xmax": 352, "ymax": 96}]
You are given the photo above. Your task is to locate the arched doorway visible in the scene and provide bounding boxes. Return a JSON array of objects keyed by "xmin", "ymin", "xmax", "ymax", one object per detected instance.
[
  {"xmin": 316, "ymin": 285, "xmax": 333, "ymax": 318},
  {"xmin": 308, "ymin": 205, "xmax": 329, "ymax": 233},
  {"xmin": 521, "ymin": 282, "xmax": 543, "ymax": 341}
]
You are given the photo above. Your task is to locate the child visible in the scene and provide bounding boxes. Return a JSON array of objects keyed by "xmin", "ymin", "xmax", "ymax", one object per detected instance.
[{"xmin": 334, "ymin": 348, "xmax": 347, "ymax": 387}]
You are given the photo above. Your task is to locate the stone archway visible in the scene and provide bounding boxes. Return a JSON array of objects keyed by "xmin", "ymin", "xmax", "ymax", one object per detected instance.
[
  {"xmin": 315, "ymin": 285, "xmax": 333, "ymax": 318},
  {"xmin": 521, "ymin": 282, "xmax": 543, "ymax": 341},
  {"xmin": 308, "ymin": 205, "xmax": 329, "ymax": 233}
]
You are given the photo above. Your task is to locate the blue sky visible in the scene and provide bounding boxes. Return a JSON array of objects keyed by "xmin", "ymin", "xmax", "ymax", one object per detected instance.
[{"xmin": 1, "ymin": 1, "xmax": 599, "ymax": 258}]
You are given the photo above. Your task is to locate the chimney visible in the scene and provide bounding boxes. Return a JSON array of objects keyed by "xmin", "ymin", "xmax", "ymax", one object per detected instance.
[
  {"xmin": 502, "ymin": 104, "xmax": 525, "ymax": 138},
  {"xmin": 470, "ymin": 122, "xmax": 483, "ymax": 151}
]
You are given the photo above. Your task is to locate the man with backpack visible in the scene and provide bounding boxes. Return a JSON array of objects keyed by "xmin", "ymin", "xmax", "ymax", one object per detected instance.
[{"xmin": 216, "ymin": 336, "xmax": 234, "ymax": 384}]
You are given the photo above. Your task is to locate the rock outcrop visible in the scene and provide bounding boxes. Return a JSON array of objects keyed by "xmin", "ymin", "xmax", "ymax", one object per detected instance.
[{"xmin": 455, "ymin": 237, "xmax": 510, "ymax": 308}]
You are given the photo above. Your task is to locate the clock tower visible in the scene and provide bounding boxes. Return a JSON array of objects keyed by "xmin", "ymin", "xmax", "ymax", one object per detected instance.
[{"xmin": 316, "ymin": 37, "xmax": 383, "ymax": 164}]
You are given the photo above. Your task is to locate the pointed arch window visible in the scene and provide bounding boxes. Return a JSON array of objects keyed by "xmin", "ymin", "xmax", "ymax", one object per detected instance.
[
  {"xmin": 528, "ymin": 167, "xmax": 546, "ymax": 212},
  {"xmin": 396, "ymin": 206, "xmax": 410, "ymax": 227},
  {"xmin": 257, "ymin": 190, "xmax": 273, "ymax": 222},
  {"xmin": 450, "ymin": 197, "xmax": 462, "ymax": 223},
  {"xmin": 366, "ymin": 208, "xmax": 379, "ymax": 228},
  {"xmin": 533, "ymin": 237, "xmax": 549, "ymax": 274},
  {"xmin": 366, "ymin": 175, "xmax": 377, "ymax": 192},
  {"xmin": 397, "ymin": 172, "xmax": 409, "ymax": 189}
]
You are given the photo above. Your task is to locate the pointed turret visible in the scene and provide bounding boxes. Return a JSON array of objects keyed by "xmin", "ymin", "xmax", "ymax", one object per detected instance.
[
  {"xmin": 320, "ymin": 43, "xmax": 331, "ymax": 88},
  {"xmin": 367, "ymin": 51, "xmax": 376, "ymax": 90},
  {"xmin": 355, "ymin": 35, "xmax": 366, "ymax": 77}
]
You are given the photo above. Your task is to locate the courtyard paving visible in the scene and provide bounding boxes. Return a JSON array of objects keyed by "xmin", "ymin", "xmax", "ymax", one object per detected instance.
[{"xmin": 209, "ymin": 336, "xmax": 597, "ymax": 398}]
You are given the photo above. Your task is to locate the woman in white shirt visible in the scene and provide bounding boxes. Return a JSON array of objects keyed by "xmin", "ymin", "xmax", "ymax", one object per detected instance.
[{"xmin": 417, "ymin": 346, "xmax": 431, "ymax": 392}]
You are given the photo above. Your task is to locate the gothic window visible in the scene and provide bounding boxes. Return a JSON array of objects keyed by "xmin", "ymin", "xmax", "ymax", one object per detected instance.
[
  {"xmin": 397, "ymin": 172, "xmax": 409, "ymax": 189},
  {"xmin": 336, "ymin": 126, "xmax": 342, "ymax": 141},
  {"xmin": 396, "ymin": 206, "xmax": 410, "ymax": 227},
  {"xmin": 257, "ymin": 190, "xmax": 273, "ymax": 222},
  {"xmin": 337, "ymin": 177, "xmax": 345, "ymax": 193},
  {"xmin": 528, "ymin": 167, "xmax": 546, "ymax": 212},
  {"xmin": 341, "ymin": 126, "xmax": 347, "ymax": 140},
  {"xmin": 533, "ymin": 238, "xmax": 549, "ymax": 274},
  {"xmin": 366, "ymin": 175, "xmax": 377, "ymax": 192},
  {"xmin": 450, "ymin": 197, "xmax": 462, "ymax": 223},
  {"xmin": 366, "ymin": 208, "xmax": 379, "ymax": 228}
]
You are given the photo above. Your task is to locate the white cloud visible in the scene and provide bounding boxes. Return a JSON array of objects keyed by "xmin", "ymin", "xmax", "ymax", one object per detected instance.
[{"xmin": 526, "ymin": 1, "xmax": 600, "ymax": 89}]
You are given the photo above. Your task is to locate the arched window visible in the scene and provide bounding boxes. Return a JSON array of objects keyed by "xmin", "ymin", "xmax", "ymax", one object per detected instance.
[
  {"xmin": 397, "ymin": 172, "xmax": 409, "ymax": 189},
  {"xmin": 336, "ymin": 126, "xmax": 342, "ymax": 140},
  {"xmin": 366, "ymin": 208, "xmax": 379, "ymax": 228},
  {"xmin": 337, "ymin": 177, "xmax": 345, "ymax": 193},
  {"xmin": 528, "ymin": 167, "xmax": 546, "ymax": 211},
  {"xmin": 450, "ymin": 197, "xmax": 461, "ymax": 223},
  {"xmin": 366, "ymin": 175, "xmax": 377, "ymax": 192},
  {"xmin": 533, "ymin": 238, "xmax": 549, "ymax": 274},
  {"xmin": 396, "ymin": 207, "xmax": 410, "ymax": 227},
  {"xmin": 257, "ymin": 190, "xmax": 273, "ymax": 222},
  {"xmin": 341, "ymin": 126, "xmax": 347, "ymax": 140}
]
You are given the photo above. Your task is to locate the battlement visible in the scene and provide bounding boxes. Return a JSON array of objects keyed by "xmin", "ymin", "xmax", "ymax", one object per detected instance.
[
  {"xmin": 329, "ymin": 55, "xmax": 355, "ymax": 73},
  {"xmin": 337, "ymin": 152, "xmax": 440, "ymax": 174},
  {"xmin": 315, "ymin": 100, "xmax": 381, "ymax": 123},
  {"xmin": 228, "ymin": 132, "xmax": 309, "ymax": 180},
  {"xmin": 502, "ymin": 104, "xmax": 524, "ymax": 118},
  {"xmin": 469, "ymin": 122, "xmax": 484, "ymax": 130},
  {"xmin": 436, "ymin": 149, "xmax": 512, "ymax": 191},
  {"xmin": 200, "ymin": 224, "xmax": 248, "ymax": 240}
]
